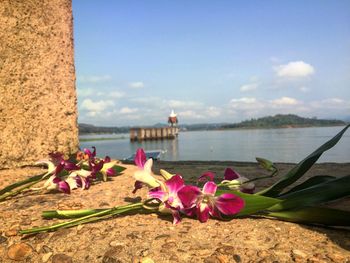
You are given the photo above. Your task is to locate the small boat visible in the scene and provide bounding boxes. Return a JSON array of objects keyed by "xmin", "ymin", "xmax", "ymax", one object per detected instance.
[{"xmin": 124, "ymin": 150, "xmax": 163, "ymax": 162}]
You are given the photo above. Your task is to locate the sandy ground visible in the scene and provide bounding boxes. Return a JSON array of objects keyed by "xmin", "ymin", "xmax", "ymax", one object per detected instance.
[{"xmin": 0, "ymin": 161, "xmax": 350, "ymax": 262}]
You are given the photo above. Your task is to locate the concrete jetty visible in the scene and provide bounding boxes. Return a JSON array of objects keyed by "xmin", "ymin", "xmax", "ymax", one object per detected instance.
[{"xmin": 130, "ymin": 127, "xmax": 179, "ymax": 141}]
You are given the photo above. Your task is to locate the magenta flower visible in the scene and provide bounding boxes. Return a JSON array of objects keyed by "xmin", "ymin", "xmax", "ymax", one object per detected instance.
[
  {"xmin": 223, "ymin": 168, "xmax": 255, "ymax": 194},
  {"xmin": 148, "ymin": 175, "xmax": 185, "ymax": 224},
  {"xmin": 198, "ymin": 171, "xmax": 215, "ymax": 182},
  {"xmin": 133, "ymin": 148, "xmax": 160, "ymax": 193},
  {"xmin": 178, "ymin": 181, "xmax": 244, "ymax": 223},
  {"xmin": 52, "ymin": 177, "xmax": 71, "ymax": 194},
  {"xmin": 84, "ymin": 146, "xmax": 96, "ymax": 160}
]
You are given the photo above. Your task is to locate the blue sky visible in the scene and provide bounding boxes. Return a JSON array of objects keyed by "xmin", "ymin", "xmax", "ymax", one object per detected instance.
[{"xmin": 73, "ymin": 0, "xmax": 350, "ymax": 126}]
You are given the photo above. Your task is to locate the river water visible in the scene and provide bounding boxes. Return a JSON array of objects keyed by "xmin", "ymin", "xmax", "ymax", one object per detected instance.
[{"xmin": 79, "ymin": 126, "xmax": 350, "ymax": 163}]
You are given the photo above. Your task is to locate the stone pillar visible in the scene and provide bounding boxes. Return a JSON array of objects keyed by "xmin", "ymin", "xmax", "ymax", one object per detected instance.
[{"xmin": 0, "ymin": 0, "xmax": 78, "ymax": 168}]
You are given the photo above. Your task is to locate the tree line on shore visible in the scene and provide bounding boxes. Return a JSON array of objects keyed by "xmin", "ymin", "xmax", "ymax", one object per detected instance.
[{"xmin": 79, "ymin": 114, "xmax": 346, "ymax": 134}]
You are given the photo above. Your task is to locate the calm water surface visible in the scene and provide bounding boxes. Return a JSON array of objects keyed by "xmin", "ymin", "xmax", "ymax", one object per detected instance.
[{"xmin": 79, "ymin": 126, "xmax": 350, "ymax": 163}]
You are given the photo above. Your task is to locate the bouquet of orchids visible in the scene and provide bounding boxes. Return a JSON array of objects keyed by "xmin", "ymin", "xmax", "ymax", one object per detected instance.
[
  {"xmin": 19, "ymin": 125, "xmax": 350, "ymax": 235},
  {"xmin": 0, "ymin": 147, "xmax": 125, "ymax": 202}
]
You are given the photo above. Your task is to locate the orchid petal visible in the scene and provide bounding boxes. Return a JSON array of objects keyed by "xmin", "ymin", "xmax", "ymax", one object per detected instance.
[
  {"xmin": 57, "ymin": 181, "xmax": 70, "ymax": 194},
  {"xmin": 132, "ymin": 180, "xmax": 143, "ymax": 194},
  {"xmin": 84, "ymin": 148, "xmax": 92, "ymax": 158},
  {"xmin": 215, "ymin": 193, "xmax": 245, "ymax": 215},
  {"xmin": 172, "ymin": 210, "xmax": 181, "ymax": 225},
  {"xmin": 134, "ymin": 170, "xmax": 160, "ymax": 188},
  {"xmin": 92, "ymin": 146, "xmax": 96, "ymax": 157},
  {"xmin": 52, "ymin": 177, "xmax": 61, "ymax": 184},
  {"xmin": 197, "ymin": 203, "xmax": 210, "ymax": 223},
  {"xmin": 165, "ymin": 175, "xmax": 184, "ymax": 194},
  {"xmin": 134, "ymin": 148, "xmax": 146, "ymax": 169},
  {"xmin": 198, "ymin": 171, "xmax": 215, "ymax": 182},
  {"xmin": 148, "ymin": 187, "xmax": 167, "ymax": 201},
  {"xmin": 65, "ymin": 176, "xmax": 79, "ymax": 190},
  {"xmin": 224, "ymin": 168, "xmax": 240, "ymax": 181},
  {"xmin": 64, "ymin": 161, "xmax": 80, "ymax": 171},
  {"xmin": 177, "ymin": 185, "xmax": 201, "ymax": 208},
  {"xmin": 106, "ymin": 168, "xmax": 116, "ymax": 177},
  {"xmin": 202, "ymin": 181, "xmax": 217, "ymax": 196},
  {"xmin": 143, "ymin": 158, "xmax": 153, "ymax": 173},
  {"xmin": 160, "ymin": 169, "xmax": 174, "ymax": 180}
]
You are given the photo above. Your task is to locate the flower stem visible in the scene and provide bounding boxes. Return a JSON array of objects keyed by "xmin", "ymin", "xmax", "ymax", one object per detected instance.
[
  {"xmin": 20, "ymin": 202, "xmax": 144, "ymax": 234},
  {"xmin": 0, "ymin": 177, "xmax": 48, "ymax": 202},
  {"xmin": 0, "ymin": 172, "xmax": 48, "ymax": 195}
]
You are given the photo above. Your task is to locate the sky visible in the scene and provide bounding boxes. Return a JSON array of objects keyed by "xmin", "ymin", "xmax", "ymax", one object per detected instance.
[{"xmin": 72, "ymin": 0, "xmax": 350, "ymax": 126}]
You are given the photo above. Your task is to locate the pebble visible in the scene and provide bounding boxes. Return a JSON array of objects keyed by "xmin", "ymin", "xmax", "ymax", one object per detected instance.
[
  {"xmin": 42, "ymin": 252, "xmax": 53, "ymax": 263},
  {"xmin": 292, "ymin": 249, "xmax": 307, "ymax": 259},
  {"xmin": 41, "ymin": 245, "xmax": 53, "ymax": 253},
  {"xmin": 141, "ymin": 257, "xmax": 154, "ymax": 263},
  {"xmin": 7, "ymin": 243, "xmax": 33, "ymax": 261},
  {"xmin": 109, "ymin": 241, "xmax": 124, "ymax": 247},
  {"xmin": 0, "ymin": 236, "xmax": 7, "ymax": 244},
  {"xmin": 5, "ymin": 229, "xmax": 17, "ymax": 237},
  {"xmin": 51, "ymin": 253, "xmax": 73, "ymax": 263}
]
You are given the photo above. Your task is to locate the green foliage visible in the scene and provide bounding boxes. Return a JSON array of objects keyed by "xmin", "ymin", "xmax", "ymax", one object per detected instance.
[
  {"xmin": 222, "ymin": 114, "xmax": 345, "ymax": 129},
  {"xmin": 257, "ymin": 124, "xmax": 350, "ymax": 197}
]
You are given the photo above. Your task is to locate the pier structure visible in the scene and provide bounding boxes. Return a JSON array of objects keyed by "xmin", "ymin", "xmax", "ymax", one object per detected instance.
[{"xmin": 130, "ymin": 127, "xmax": 179, "ymax": 141}]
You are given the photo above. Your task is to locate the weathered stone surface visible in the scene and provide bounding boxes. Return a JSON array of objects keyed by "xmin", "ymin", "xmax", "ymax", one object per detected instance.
[
  {"xmin": 7, "ymin": 243, "xmax": 33, "ymax": 261},
  {"xmin": 52, "ymin": 253, "xmax": 73, "ymax": 263},
  {"xmin": 0, "ymin": 162, "xmax": 350, "ymax": 262},
  {"xmin": 0, "ymin": 0, "xmax": 78, "ymax": 168}
]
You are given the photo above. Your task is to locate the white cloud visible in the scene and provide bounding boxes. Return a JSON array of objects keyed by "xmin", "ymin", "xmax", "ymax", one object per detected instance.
[
  {"xmin": 231, "ymin": 97, "xmax": 257, "ymax": 104},
  {"xmin": 128, "ymin": 81, "xmax": 145, "ymax": 89},
  {"xmin": 109, "ymin": 91, "xmax": 125, "ymax": 99},
  {"xmin": 77, "ymin": 88, "xmax": 94, "ymax": 97},
  {"xmin": 119, "ymin": 107, "xmax": 138, "ymax": 114},
  {"xmin": 168, "ymin": 100, "xmax": 203, "ymax": 109},
  {"xmin": 240, "ymin": 83, "xmax": 258, "ymax": 92},
  {"xmin": 270, "ymin": 97, "xmax": 299, "ymax": 106},
  {"xmin": 77, "ymin": 75, "xmax": 112, "ymax": 83},
  {"xmin": 178, "ymin": 110, "xmax": 205, "ymax": 119},
  {"xmin": 299, "ymin": 86, "xmax": 310, "ymax": 93},
  {"xmin": 275, "ymin": 61, "xmax": 315, "ymax": 78},
  {"xmin": 310, "ymin": 98, "xmax": 350, "ymax": 110},
  {"xmin": 81, "ymin": 99, "xmax": 114, "ymax": 113}
]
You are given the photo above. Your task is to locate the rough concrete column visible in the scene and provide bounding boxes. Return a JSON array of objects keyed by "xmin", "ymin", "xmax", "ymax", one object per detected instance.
[{"xmin": 0, "ymin": 0, "xmax": 78, "ymax": 168}]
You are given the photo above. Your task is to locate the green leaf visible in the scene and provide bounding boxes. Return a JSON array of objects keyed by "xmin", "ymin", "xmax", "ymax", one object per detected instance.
[
  {"xmin": 257, "ymin": 124, "xmax": 350, "ymax": 197},
  {"xmin": 112, "ymin": 165, "xmax": 126, "ymax": 174},
  {"xmin": 256, "ymin": 157, "xmax": 276, "ymax": 172},
  {"xmin": 0, "ymin": 172, "xmax": 46, "ymax": 195},
  {"xmin": 268, "ymin": 175, "xmax": 350, "ymax": 211},
  {"xmin": 266, "ymin": 207, "xmax": 350, "ymax": 226},
  {"xmin": 216, "ymin": 189, "xmax": 281, "ymax": 216},
  {"xmin": 279, "ymin": 175, "xmax": 336, "ymax": 197}
]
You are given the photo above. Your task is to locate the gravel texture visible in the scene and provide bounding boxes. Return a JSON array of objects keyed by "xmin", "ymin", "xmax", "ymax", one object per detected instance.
[{"xmin": 0, "ymin": 161, "xmax": 349, "ymax": 262}]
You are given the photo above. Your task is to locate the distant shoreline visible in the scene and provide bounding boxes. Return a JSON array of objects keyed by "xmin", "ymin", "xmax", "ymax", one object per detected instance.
[{"xmin": 79, "ymin": 124, "xmax": 346, "ymax": 135}]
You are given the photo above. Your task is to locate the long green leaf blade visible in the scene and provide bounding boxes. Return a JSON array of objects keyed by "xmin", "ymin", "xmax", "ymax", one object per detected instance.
[
  {"xmin": 279, "ymin": 175, "xmax": 335, "ymax": 197},
  {"xmin": 216, "ymin": 189, "xmax": 281, "ymax": 216},
  {"xmin": 0, "ymin": 172, "xmax": 46, "ymax": 195},
  {"xmin": 266, "ymin": 207, "xmax": 350, "ymax": 226},
  {"xmin": 268, "ymin": 175, "xmax": 350, "ymax": 211},
  {"xmin": 257, "ymin": 124, "xmax": 350, "ymax": 197}
]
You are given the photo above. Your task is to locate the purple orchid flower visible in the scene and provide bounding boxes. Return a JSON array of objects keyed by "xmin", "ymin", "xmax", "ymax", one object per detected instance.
[
  {"xmin": 178, "ymin": 181, "xmax": 244, "ymax": 223},
  {"xmin": 132, "ymin": 148, "xmax": 160, "ymax": 193},
  {"xmin": 84, "ymin": 146, "xmax": 97, "ymax": 160},
  {"xmin": 52, "ymin": 177, "xmax": 71, "ymax": 194},
  {"xmin": 148, "ymin": 175, "xmax": 185, "ymax": 224},
  {"xmin": 88, "ymin": 159, "xmax": 104, "ymax": 179},
  {"xmin": 198, "ymin": 171, "xmax": 215, "ymax": 182},
  {"xmin": 223, "ymin": 168, "xmax": 255, "ymax": 194}
]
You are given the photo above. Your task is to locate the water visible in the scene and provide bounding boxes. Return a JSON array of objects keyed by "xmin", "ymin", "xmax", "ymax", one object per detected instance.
[{"xmin": 79, "ymin": 126, "xmax": 350, "ymax": 163}]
